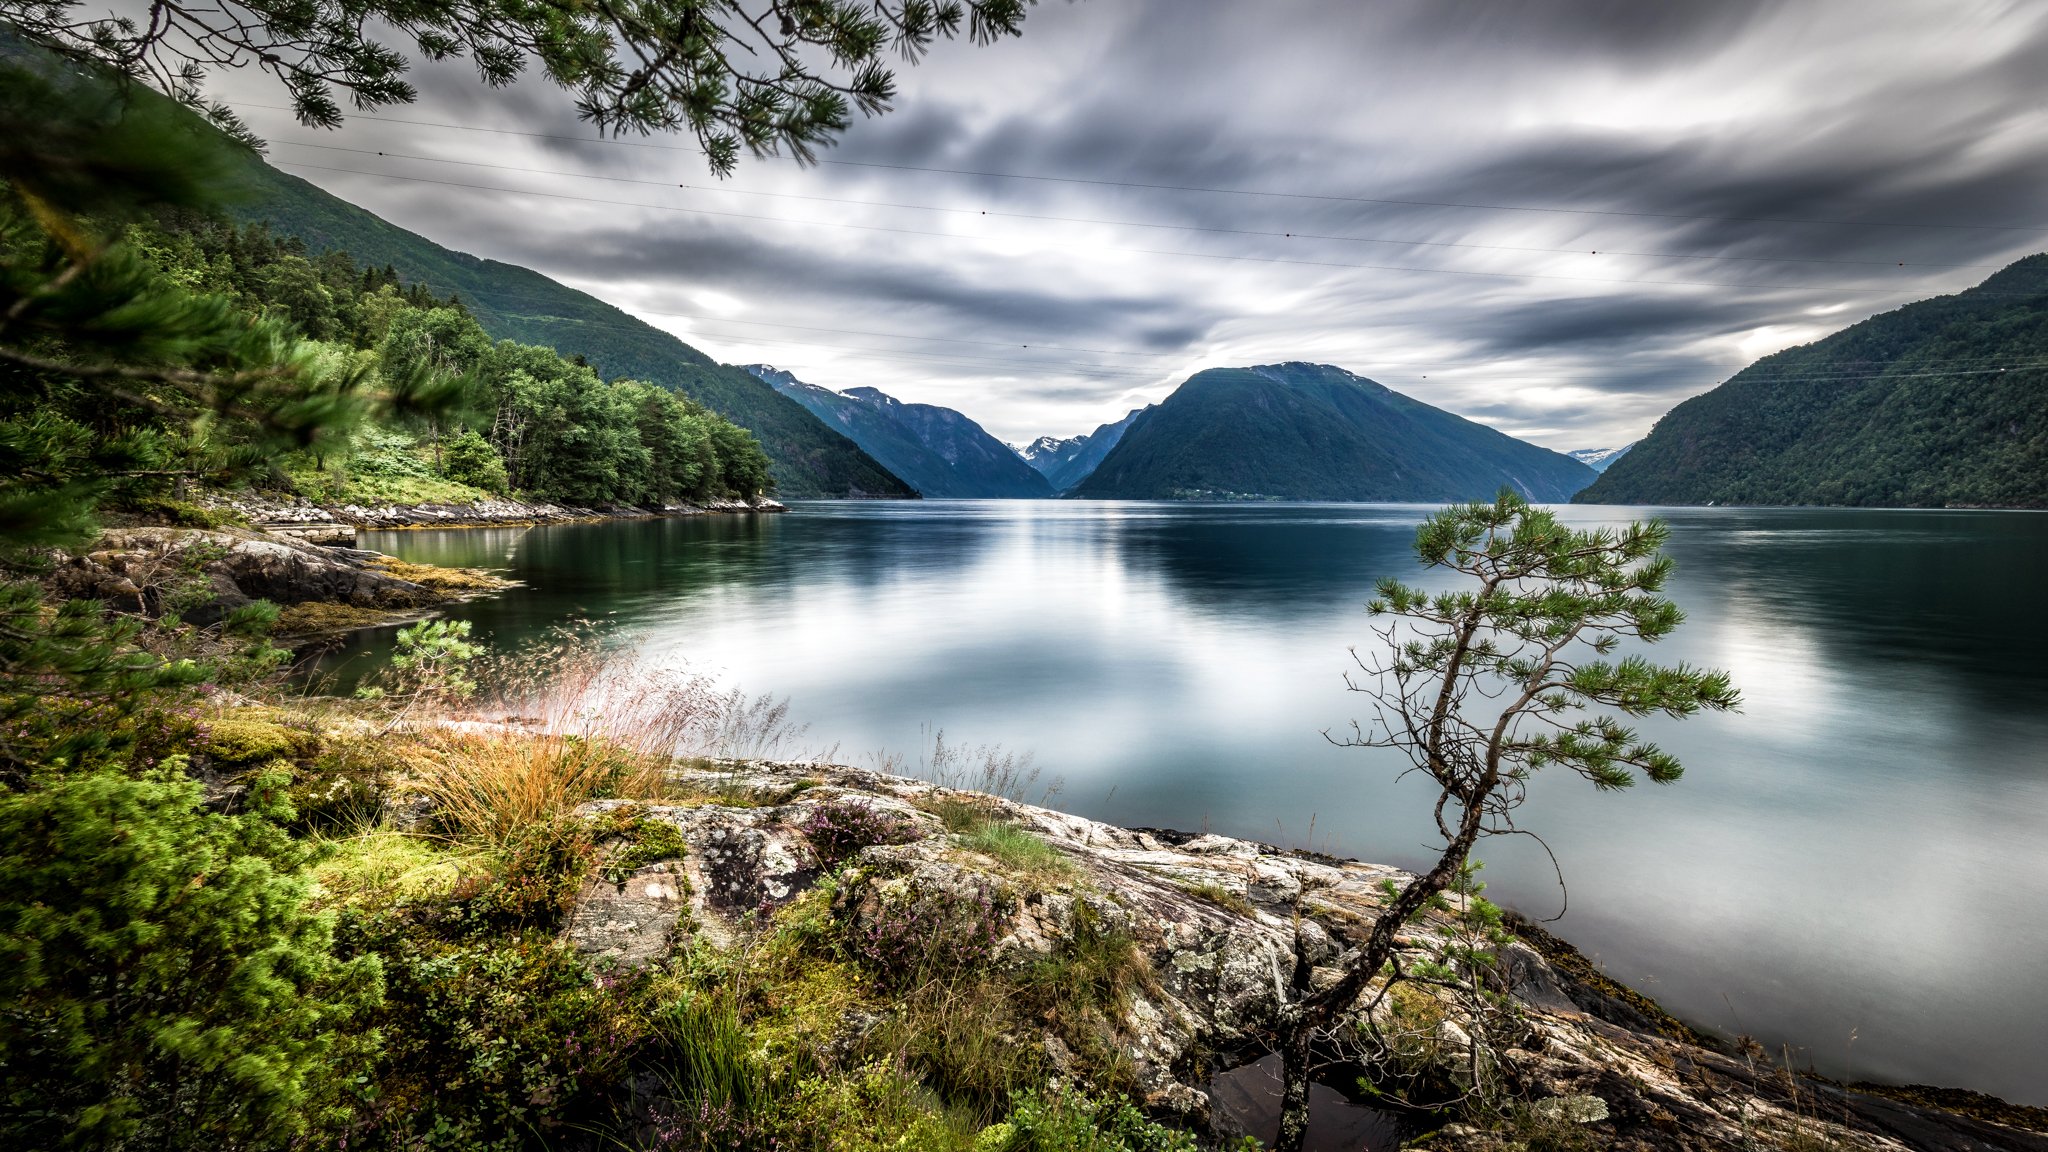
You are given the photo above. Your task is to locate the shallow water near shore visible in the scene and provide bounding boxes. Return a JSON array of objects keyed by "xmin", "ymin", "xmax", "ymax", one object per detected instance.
[{"xmin": 331, "ymin": 500, "xmax": 2048, "ymax": 1104}]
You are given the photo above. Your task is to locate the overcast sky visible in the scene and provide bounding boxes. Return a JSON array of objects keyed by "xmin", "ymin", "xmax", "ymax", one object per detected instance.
[{"xmin": 222, "ymin": 0, "xmax": 2048, "ymax": 450}]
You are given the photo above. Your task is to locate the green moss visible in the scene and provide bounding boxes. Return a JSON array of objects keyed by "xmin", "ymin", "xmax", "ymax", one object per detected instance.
[
  {"xmin": 274, "ymin": 602, "xmax": 408, "ymax": 635},
  {"xmin": 201, "ymin": 715, "xmax": 304, "ymax": 765},
  {"xmin": 312, "ymin": 830, "xmax": 482, "ymax": 905},
  {"xmin": 601, "ymin": 817, "xmax": 689, "ymax": 883}
]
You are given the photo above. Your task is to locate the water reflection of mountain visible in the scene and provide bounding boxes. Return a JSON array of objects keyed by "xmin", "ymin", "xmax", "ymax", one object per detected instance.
[
  {"xmin": 1659, "ymin": 509, "xmax": 2048, "ymax": 713},
  {"xmin": 1108, "ymin": 506, "xmax": 1429, "ymax": 618}
]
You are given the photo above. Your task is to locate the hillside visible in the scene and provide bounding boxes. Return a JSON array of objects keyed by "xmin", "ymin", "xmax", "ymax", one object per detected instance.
[
  {"xmin": 1576, "ymin": 256, "xmax": 2048, "ymax": 507},
  {"xmin": 224, "ymin": 162, "xmax": 912, "ymax": 498},
  {"xmin": 1071, "ymin": 363, "xmax": 1595, "ymax": 502},
  {"xmin": 747, "ymin": 367, "xmax": 1050, "ymax": 498},
  {"xmin": 1020, "ymin": 407, "xmax": 1150, "ymax": 493}
]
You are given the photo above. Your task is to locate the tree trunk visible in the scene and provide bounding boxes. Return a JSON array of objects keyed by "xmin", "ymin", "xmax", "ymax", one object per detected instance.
[
  {"xmin": 1271, "ymin": 800, "xmax": 1488, "ymax": 1150},
  {"xmin": 1276, "ymin": 1011, "xmax": 1315, "ymax": 1152}
]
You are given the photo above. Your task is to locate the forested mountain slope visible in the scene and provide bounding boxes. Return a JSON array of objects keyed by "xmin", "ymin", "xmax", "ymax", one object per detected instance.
[
  {"xmin": 1020, "ymin": 407, "xmax": 1150, "ymax": 493},
  {"xmin": 1576, "ymin": 256, "xmax": 2048, "ymax": 507},
  {"xmin": 1071, "ymin": 363, "xmax": 1594, "ymax": 502},
  {"xmin": 747, "ymin": 367, "xmax": 1049, "ymax": 498},
  {"xmin": 226, "ymin": 161, "xmax": 912, "ymax": 498}
]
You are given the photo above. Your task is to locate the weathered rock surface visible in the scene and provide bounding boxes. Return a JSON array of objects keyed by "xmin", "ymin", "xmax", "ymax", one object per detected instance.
[
  {"xmin": 561, "ymin": 761, "xmax": 2042, "ymax": 1152},
  {"xmin": 50, "ymin": 526, "xmax": 491, "ymax": 629}
]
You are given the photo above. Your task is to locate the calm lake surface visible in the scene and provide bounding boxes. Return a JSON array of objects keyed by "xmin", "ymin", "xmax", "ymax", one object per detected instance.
[{"xmin": 341, "ymin": 501, "xmax": 2048, "ymax": 1104}]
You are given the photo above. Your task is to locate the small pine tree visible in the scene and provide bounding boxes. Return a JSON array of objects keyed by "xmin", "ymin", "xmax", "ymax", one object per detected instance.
[{"xmin": 1271, "ymin": 492, "xmax": 1739, "ymax": 1151}]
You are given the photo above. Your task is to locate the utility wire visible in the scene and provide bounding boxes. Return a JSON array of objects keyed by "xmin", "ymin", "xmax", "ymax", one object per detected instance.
[
  {"xmin": 234, "ymin": 102, "xmax": 2048, "ymax": 234},
  {"xmin": 269, "ymin": 140, "xmax": 1998, "ymax": 271},
  {"xmin": 273, "ymin": 161, "xmax": 1956, "ymax": 296},
  {"xmin": 372, "ymin": 274, "xmax": 2048, "ymax": 386}
]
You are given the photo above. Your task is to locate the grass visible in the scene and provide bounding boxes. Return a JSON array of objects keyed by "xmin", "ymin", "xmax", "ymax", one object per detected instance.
[
  {"xmin": 1177, "ymin": 878, "xmax": 1256, "ymax": 917},
  {"xmin": 961, "ymin": 823, "xmax": 1074, "ymax": 878},
  {"xmin": 406, "ymin": 728, "xmax": 665, "ymax": 848}
]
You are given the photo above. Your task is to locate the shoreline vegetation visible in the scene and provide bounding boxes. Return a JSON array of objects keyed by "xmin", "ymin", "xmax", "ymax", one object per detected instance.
[{"xmin": 11, "ymin": 515, "xmax": 2047, "ymax": 1149}]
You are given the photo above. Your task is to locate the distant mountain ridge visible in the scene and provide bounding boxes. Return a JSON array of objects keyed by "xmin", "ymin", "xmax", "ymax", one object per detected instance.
[
  {"xmin": 1019, "ymin": 407, "xmax": 1151, "ymax": 493},
  {"xmin": 745, "ymin": 367, "xmax": 1051, "ymax": 498},
  {"xmin": 1072, "ymin": 362, "xmax": 1595, "ymax": 502},
  {"xmin": 223, "ymin": 157, "xmax": 912, "ymax": 498},
  {"xmin": 1576, "ymin": 255, "xmax": 2048, "ymax": 507},
  {"xmin": 1568, "ymin": 445, "xmax": 1634, "ymax": 473}
]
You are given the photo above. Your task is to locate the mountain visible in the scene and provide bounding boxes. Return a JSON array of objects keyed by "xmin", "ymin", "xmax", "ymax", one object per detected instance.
[
  {"xmin": 1576, "ymin": 255, "xmax": 2048, "ymax": 508},
  {"xmin": 1568, "ymin": 445, "xmax": 1634, "ymax": 473},
  {"xmin": 745, "ymin": 367, "xmax": 1052, "ymax": 498},
  {"xmin": 223, "ymin": 159, "xmax": 912, "ymax": 498},
  {"xmin": 1019, "ymin": 407, "xmax": 1151, "ymax": 493},
  {"xmin": 1070, "ymin": 363, "xmax": 1595, "ymax": 502}
]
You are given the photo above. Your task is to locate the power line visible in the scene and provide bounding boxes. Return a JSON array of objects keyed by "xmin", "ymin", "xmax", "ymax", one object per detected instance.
[
  {"xmin": 272, "ymin": 161, "xmax": 1954, "ymax": 296},
  {"xmin": 270, "ymin": 140, "xmax": 1997, "ymax": 272},
  {"xmin": 362, "ymin": 274, "xmax": 2048, "ymax": 387},
  {"xmin": 234, "ymin": 102, "xmax": 2048, "ymax": 234}
]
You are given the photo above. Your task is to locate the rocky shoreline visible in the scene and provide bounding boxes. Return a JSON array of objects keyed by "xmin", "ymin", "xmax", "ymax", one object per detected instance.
[
  {"xmin": 547, "ymin": 758, "xmax": 2048, "ymax": 1152},
  {"xmin": 206, "ymin": 492, "xmax": 787, "ymax": 545},
  {"xmin": 53, "ymin": 525, "xmax": 515, "ymax": 637}
]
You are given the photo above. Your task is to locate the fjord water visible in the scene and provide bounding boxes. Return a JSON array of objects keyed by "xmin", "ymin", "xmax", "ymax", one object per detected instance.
[{"xmin": 347, "ymin": 502, "xmax": 2048, "ymax": 1103}]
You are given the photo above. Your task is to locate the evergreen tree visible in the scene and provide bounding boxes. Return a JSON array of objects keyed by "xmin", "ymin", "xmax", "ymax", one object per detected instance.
[{"xmin": 1271, "ymin": 492, "xmax": 1739, "ymax": 1151}]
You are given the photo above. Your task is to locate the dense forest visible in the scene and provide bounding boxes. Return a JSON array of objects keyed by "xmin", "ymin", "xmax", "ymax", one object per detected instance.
[
  {"xmin": 230, "ymin": 163, "xmax": 916, "ymax": 499},
  {"xmin": 122, "ymin": 218, "xmax": 774, "ymax": 509},
  {"xmin": 1577, "ymin": 255, "xmax": 2048, "ymax": 507}
]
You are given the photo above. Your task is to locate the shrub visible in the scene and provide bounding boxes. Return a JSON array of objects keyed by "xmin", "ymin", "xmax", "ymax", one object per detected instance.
[
  {"xmin": 843, "ymin": 874, "xmax": 1010, "ymax": 990},
  {"xmin": 459, "ymin": 817, "xmax": 599, "ymax": 931},
  {"xmin": 0, "ymin": 766, "xmax": 382, "ymax": 1150},
  {"xmin": 799, "ymin": 798, "xmax": 918, "ymax": 868},
  {"xmin": 440, "ymin": 428, "xmax": 509, "ymax": 494},
  {"xmin": 989, "ymin": 1084, "xmax": 1223, "ymax": 1152},
  {"xmin": 337, "ymin": 914, "xmax": 642, "ymax": 1147},
  {"xmin": 364, "ymin": 618, "xmax": 482, "ymax": 704}
]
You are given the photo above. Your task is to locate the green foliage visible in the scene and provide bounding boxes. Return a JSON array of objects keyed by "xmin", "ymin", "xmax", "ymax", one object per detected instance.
[
  {"xmin": 361, "ymin": 618, "xmax": 482, "ymax": 703},
  {"xmin": 0, "ymin": 765, "xmax": 382, "ymax": 1149},
  {"xmin": 1364, "ymin": 490, "xmax": 1740, "ymax": 795},
  {"xmin": 199, "ymin": 714, "xmax": 303, "ymax": 765},
  {"xmin": 441, "ymin": 427, "xmax": 508, "ymax": 493},
  {"xmin": 985, "ymin": 1084, "xmax": 1224, "ymax": 1152},
  {"xmin": 1072, "ymin": 363, "xmax": 1595, "ymax": 502},
  {"xmin": 11, "ymin": 0, "xmax": 1033, "ymax": 177},
  {"xmin": 334, "ymin": 909, "xmax": 640, "ymax": 1148},
  {"xmin": 139, "ymin": 217, "xmax": 780, "ymax": 506},
  {"xmin": 1577, "ymin": 254, "xmax": 2048, "ymax": 508},
  {"xmin": 225, "ymin": 162, "xmax": 912, "ymax": 497}
]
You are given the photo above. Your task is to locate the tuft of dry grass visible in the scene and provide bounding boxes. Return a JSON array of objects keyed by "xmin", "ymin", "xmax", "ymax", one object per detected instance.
[
  {"xmin": 402, "ymin": 627, "xmax": 822, "ymax": 845},
  {"xmin": 407, "ymin": 728, "xmax": 663, "ymax": 847}
]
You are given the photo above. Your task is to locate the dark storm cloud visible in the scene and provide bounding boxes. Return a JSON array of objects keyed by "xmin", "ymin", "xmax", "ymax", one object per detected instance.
[{"xmin": 231, "ymin": 0, "xmax": 2048, "ymax": 446}]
